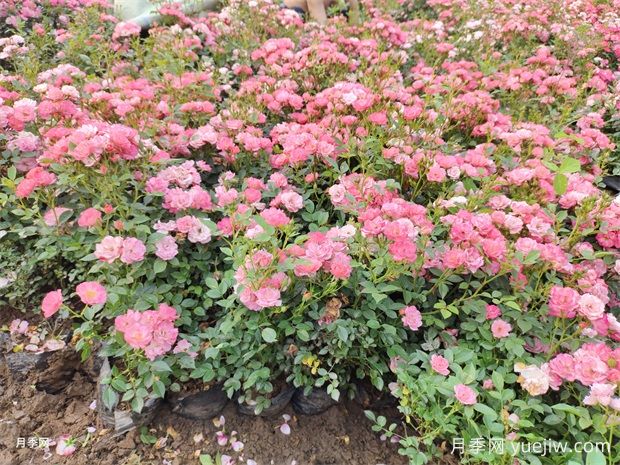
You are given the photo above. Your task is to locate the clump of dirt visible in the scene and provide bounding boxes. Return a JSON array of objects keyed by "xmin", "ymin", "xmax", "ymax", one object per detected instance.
[{"xmin": 0, "ymin": 340, "xmax": 408, "ymax": 465}]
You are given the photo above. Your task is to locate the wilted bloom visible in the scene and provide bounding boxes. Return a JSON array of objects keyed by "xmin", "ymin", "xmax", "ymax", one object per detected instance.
[
  {"xmin": 514, "ymin": 363, "xmax": 550, "ymax": 396},
  {"xmin": 55, "ymin": 435, "xmax": 76, "ymax": 456}
]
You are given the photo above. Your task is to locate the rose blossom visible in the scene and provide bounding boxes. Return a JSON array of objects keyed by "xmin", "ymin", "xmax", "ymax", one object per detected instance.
[
  {"xmin": 454, "ymin": 384, "xmax": 477, "ymax": 405},
  {"xmin": 548, "ymin": 286, "xmax": 579, "ymax": 318},
  {"xmin": 95, "ymin": 236, "xmax": 123, "ymax": 263},
  {"xmin": 577, "ymin": 294, "xmax": 605, "ymax": 320},
  {"xmin": 120, "ymin": 237, "xmax": 146, "ymax": 264},
  {"xmin": 77, "ymin": 208, "xmax": 101, "ymax": 228},
  {"xmin": 400, "ymin": 305, "xmax": 422, "ymax": 331},
  {"xmin": 583, "ymin": 383, "xmax": 616, "ymax": 407},
  {"xmin": 155, "ymin": 235, "xmax": 178, "ymax": 261},
  {"xmin": 55, "ymin": 435, "xmax": 76, "ymax": 456},
  {"xmin": 42, "ymin": 289, "xmax": 63, "ymax": 318},
  {"xmin": 491, "ymin": 319, "xmax": 512, "ymax": 338},
  {"xmin": 76, "ymin": 281, "xmax": 107, "ymax": 305},
  {"xmin": 430, "ymin": 354, "xmax": 450, "ymax": 376}
]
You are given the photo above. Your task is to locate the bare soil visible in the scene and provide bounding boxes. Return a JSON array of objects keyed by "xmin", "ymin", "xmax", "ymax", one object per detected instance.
[{"xmin": 0, "ymin": 322, "xmax": 408, "ymax": 465}]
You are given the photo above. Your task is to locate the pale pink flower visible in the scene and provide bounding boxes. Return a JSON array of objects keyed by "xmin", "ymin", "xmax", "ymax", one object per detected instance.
[
  {"xmin": 430, "ymin": 354, "xmax": 450, "ymax": 376},
  {"xmin": 491, "ymin": 319, "xmax": 512, "ymax": 338},
  {"xmin": 155, "ymin": 235, "xmax": 178, "ymax": 261},
  {"xmin": 55, "ymin": 435, "xmax": 76, "ymax": 456},
  {"xmin": 254, "ymin": 287, "xmax": 282, "ymax": 308},
  {"xmin": 76, "ymin": 281, "xmax": 107, "ymax": 305},
  {"xmin": 578, "ymin": 294, "xmax": 605, "ymax": 320},
  {"xmin": 120, "ymin": 237, "xmax": 146, "ymax": 264},
  {"xmin": 95, "ymin": 236, "xmax": 123, "ymax": 263},
  {"xmin": 77, "ymin": 208, "xmax": 101, "ymax": 228},
  {"xmin": 584, "ymin": 383, "xmax": 616, "ymax": 407},
  {"xmin": 43, "ymin": 207, "xmax": 72, "ymax": 226},
  {"xmin": 401, "ymin": 306, "xmax": 422, "ymax": 331},
  {"xmin": 454, "ymin": 384, "xmax": 477, "ymax": 405}
]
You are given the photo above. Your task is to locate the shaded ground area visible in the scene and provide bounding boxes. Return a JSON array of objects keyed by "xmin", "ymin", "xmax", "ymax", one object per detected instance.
[{"xmin": 0, "ymin": 328, "xmax": 408, "ymax": 465}]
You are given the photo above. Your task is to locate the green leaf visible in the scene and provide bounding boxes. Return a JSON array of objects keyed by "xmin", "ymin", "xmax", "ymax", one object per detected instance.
[
  {"xmin": 150, "ymin": 360, "xmax": 172, "ymax": 372},
  {"xmin": 101, "ymin": 386, "xmax": 118, "ymax": 410},
  {"xmin": 153, "ymin": 259, "xmax": 167, "ymax": 274},
  {"xmin": 336, "ymin": 325, "xmax": 349, "ymax": 343},
  {"xmin": 261, "ymin": 327, "xmax": 277, "ymax": 343},
  {"xmin": 553, "ymin": 173, "xmax": 568, "ymax": 195},
  {"xmin": 586, "ymin": 448, "xmax": 606, "ymax": 465},
  {"xmin": 559, "ymin": 157, "xmax": 580, "ymax": 174},
  {"xmin": 199, "ymin": 455, "xmax": 215, "ymax": 465}
]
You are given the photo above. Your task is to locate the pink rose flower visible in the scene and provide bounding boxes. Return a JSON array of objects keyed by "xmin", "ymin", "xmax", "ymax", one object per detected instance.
[
  {"xmin": 583, "ymin": 383, "xmax": 616, "ymax": 407},
  {"xmin": 578, "ymin": 294, "xmax": 605, "ymax": 320},
  {"xmin": 43, "ymin": 207, "xmax": 72, "ymax": 226},
  {"xmin": 77, "ymin": 208, "xmax": 102, "ymax": 228},
  {"xmin": 42, "ymin": 289, "xmax": 63, "ymax": 318},
  {"xmin": 401, "ymin": 306, "xmax": 422, "ymax": 331},
  {"xmin": 76, "ymin": 281, "xmax": 107, "ymax": 305},
  {"xmin": 548, "ymin": 286, "xmax": 579, "ymax": 318},
  {"xmin": 329, "ymin": 253, "xmax": 352, "ymax": 279},
  {"xmin": 254, "ymin": 287, "xmax": 282, "ymax": 308},
  {"xmin": 155, "ymin": 235, "xmax": 178, "ymax": 261},
  {"xmin": 95, "ymin": 236, "xmax": 123, "ymax": 263},
  {"xmin": 454, "ymin": 384, "xmax": 477, "ymax": 405},
  {"xmin": 491, "ymin": 319, "xmax": 512, "ymax": 338},
  {"xmin": 430, "ymin": 354, "xmax": 450, "ymax": 376},
  {"xmin": 120, "ymin": 237, "xmax": 146, "ymax": 264},
  {"xmin": 485, "ymin": 304, "xmax": 501, "ymax": 320}
]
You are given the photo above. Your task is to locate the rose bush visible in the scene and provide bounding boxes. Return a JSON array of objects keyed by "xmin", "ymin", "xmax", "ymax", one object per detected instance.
[{"xmin": 1, "ymin": 0, "xmax": 620, "ymax": 463}]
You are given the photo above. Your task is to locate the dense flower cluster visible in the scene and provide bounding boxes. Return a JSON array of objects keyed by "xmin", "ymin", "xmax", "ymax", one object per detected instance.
[
  {"xmin": 2, "ymin": 0, "xmax": 620, "ymax": 462},
  {"xmin": 114, "ymin": 304, "xmax": 179, "ymax": 360}
]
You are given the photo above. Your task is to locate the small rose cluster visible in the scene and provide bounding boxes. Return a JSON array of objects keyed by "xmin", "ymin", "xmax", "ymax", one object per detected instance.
[
  {"xmin": 114, "ymin": 304, "xmax": 179, "ymax": 360},
  {"xmin": 94, "ymin": 236, "xmax": 146, "ymax": 264},
  {"xmin": 288, "ymin": 228, "xmax": 355, "ymax": 279}
]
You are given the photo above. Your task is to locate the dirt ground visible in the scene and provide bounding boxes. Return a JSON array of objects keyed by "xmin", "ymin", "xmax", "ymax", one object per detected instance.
[{"xmin": 0, "ymin": 315, "xmax": 409, "ymax": 465}]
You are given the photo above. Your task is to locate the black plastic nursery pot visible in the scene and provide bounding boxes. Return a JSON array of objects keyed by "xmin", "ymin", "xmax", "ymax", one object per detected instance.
[
  {"xmin": 168, "ymin": 384, "xmax": 228, "ymax": 420},
  {"xmin": 292, "ymin": 387, "xmax": 339, "ymax": 415},
  {"xmin": 97, "ymin": 358, "xmax": 162, "ymax": 435},
  {"xmin": 237, "ymin": 384, "xmax": 296, "ymax": 417}
]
